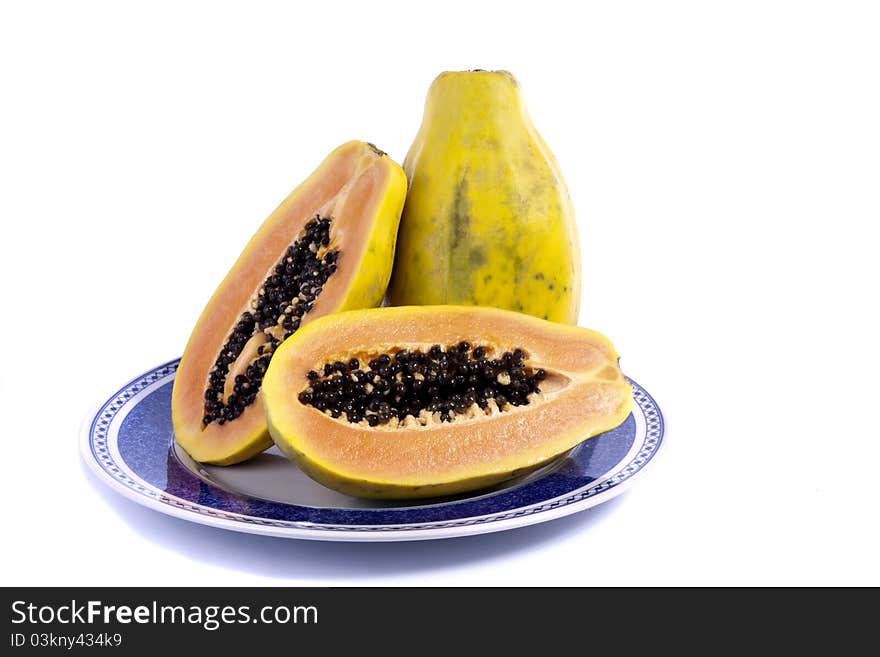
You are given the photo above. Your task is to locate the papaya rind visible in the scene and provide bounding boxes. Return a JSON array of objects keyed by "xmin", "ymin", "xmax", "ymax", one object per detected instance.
[
  {"xmin": 267, "ymin": 433, "xmax": 543, "ymax": 500},
  {"xmin": 332, "ymin": 155, "xmax": 408, "ymax": 313}
]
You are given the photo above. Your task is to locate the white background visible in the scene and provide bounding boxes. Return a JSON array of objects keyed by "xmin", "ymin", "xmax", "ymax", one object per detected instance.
[{"xmin": 2, "ymin": 1, "xmax": 878, "ymax": 586}]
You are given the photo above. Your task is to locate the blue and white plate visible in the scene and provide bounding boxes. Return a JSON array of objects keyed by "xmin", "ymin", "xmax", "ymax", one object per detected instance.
[{"xmin": 81, "ymin": 359, "xmax": 664, "ymax": 541}]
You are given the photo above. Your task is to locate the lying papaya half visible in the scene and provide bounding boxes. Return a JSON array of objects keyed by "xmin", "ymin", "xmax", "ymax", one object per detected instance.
[
  {"xmin": 389, "ymin": 70, "xmax": 581, "ymax": 324},
  {"xmin": 262, "ymin": 305, "xmax": 632, "ymax": 499},
  {"xmin": 172, "ymin": 141, "xmax": 407, "ymax": 465}
]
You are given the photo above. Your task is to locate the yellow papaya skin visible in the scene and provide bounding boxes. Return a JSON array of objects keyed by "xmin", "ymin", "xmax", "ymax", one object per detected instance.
[{"xmin": 389, "ymin": 71, "xmax": 581, "ymax": 324}]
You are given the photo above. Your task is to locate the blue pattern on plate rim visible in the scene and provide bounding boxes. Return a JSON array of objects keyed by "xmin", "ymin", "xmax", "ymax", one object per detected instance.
[{"xmin": 85, "ymin": 359, "xmax": 664, "ymax": 534}]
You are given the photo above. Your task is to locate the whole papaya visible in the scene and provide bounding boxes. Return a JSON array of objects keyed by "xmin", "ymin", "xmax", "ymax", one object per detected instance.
[{"xmin": 389, "ymin": 70, "xmax": 581, "ymax": 324}]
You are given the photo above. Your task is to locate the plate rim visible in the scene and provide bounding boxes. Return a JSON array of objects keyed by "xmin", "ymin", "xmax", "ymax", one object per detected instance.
[{"xmin": 80, "ymin": 358, "xmax": 665, "ymax": 542}]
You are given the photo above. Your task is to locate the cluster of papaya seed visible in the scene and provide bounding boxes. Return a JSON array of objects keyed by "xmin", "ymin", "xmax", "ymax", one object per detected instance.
[
  {"xmin": 298, "ymin": 343, "xmax": 548, "ymax": 427},
  {"xmin": 202, "ymin": 215, "xmax": 339, "ymax": 426}
]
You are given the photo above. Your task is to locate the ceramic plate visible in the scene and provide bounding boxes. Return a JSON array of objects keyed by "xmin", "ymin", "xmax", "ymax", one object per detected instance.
[{"xmin": 81, "ymin": 359, "xmax": 664, "ymax": 541}]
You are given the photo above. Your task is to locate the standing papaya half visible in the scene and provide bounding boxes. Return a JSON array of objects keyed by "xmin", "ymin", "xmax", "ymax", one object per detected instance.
[
  {"xmin": 389, "ymin": 70, "xmax": 581, "ymax": 324},
  {"xmin": 172, "ymin": 141, "xmax": 407, "ymax": 465}
]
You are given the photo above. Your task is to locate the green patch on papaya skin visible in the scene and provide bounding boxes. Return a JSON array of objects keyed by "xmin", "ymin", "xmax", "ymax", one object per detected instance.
[
  {"xmin": 449, "ymin": 174, "xmax": 476, "ymax": 302},
  {"xmin": 511, "ymin": 253, "xmax": 524, "ymax": 297},
  {"xmin": 468, "ymin": 246, "xmax": 487, "ymax": 268}
]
